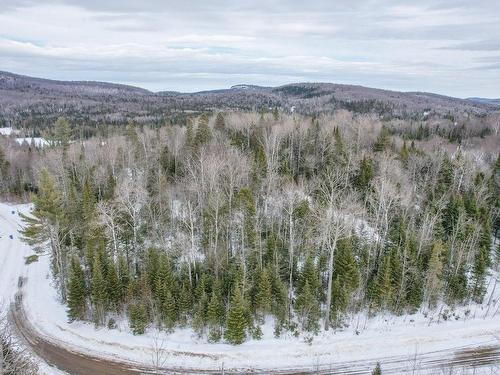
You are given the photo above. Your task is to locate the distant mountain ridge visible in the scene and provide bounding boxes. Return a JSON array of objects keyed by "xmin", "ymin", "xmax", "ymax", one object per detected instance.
[
  {"xmin": 466, "ymin": 97, "xmax": 500, "ymax": 106},
  {"xmin": 0, "ymin": 70, "xmax": 498, "ymax": 128}
]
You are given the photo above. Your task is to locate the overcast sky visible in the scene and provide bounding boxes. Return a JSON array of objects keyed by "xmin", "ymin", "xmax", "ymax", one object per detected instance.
[{"xmin": 0, "ymin": 0, "xmax": 499, "ymax": 97}]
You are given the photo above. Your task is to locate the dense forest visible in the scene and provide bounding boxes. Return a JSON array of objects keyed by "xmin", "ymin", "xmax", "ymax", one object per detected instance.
[{"xmin": 1, "ymin": 109, "xmax": 499, "ymax": 344}]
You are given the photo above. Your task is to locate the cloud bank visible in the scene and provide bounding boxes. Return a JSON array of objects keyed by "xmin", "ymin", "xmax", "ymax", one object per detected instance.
[{"xmin": 0, "ymin": 0, "xmax": 499, "ymax": 97}]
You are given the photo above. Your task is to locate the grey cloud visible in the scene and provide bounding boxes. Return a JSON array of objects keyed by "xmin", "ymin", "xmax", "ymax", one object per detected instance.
[
  {"xmin": 0, "ymin": 0, "xmax": 499, "ymax": 97},
  {"xmin": 442, "ymin": 40, "xmax": 500, "ymax": 51}
]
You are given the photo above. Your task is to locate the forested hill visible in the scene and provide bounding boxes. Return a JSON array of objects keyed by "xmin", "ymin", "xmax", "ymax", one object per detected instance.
[{"xmin": 1, "ymin": 70, "xmax": 499, "ymax": 129}]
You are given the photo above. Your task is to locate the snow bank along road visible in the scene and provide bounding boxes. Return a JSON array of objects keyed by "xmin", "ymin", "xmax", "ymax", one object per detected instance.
[{"xmin": 1, "ymin": 202, "xmax": 500, "ymax": 374}]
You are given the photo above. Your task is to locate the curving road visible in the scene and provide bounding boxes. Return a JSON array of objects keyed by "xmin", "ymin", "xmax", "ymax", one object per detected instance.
[
  {"xmin": 2, "ymin": 203, "xmax": 500, "ymax": 375},
  {"xmin": 9, "ymin": 295, "xmax": 500, "ymax": 375}
]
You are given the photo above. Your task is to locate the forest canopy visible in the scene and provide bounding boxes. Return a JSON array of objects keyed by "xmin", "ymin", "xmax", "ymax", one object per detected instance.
[{"xmin": 1, "ymin": 109, "xmax": 498, "ymax": 344}]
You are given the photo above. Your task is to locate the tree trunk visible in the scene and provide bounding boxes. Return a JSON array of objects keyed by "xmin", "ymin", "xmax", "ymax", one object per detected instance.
[{"xmin": 324, "ymin": 231, "xmax": 339, "ymax": 330}]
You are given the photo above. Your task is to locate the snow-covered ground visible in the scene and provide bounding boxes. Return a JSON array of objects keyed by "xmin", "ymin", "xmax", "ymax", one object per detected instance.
[
  {"xmin": 0, "ymin": 127, "xmax": 19, "ymax": 136},
  {"xmin": 1, "ymin": 202, "xmax": 500, "ymax": 373},
  {"xmin": 15, "ymin": 137, "xmax": 50, "ymax": 148},
  {"xmin": 0, "ymin": 202, "xmax": 66, "ymax": 374}
]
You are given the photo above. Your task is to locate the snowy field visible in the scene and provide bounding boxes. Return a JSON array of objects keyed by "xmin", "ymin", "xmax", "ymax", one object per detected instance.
[{"xmin": 1, "ymin": 202, "xmax": 499, "ymax": 374}]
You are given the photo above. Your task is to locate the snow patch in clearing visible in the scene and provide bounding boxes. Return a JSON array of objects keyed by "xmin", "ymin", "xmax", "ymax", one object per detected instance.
[{"xmin": 15, "ymin": 138, "xmax": 50, "ymax": 148}]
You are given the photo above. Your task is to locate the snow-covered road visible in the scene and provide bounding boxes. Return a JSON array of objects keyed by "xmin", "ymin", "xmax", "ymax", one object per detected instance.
[
  {"xmin": 1, "ymin": 202, "xmax": 500, "ymax": 374},
  {"xmin": 0, "ymin": 203, "xmax": 31, "ymax": 307}
]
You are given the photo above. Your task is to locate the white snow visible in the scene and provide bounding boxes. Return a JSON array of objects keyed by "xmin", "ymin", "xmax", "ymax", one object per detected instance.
[
  {"xmin": 0, "ymin": 127, "xmax": 20, "ymax": 136},
  {"xmin": 1, "ymin": 202, "xmax": 500, "ymax": 373},
  {"xmin": 15, "ymin": 137, "xmax": 50, "ymax": 148},
  {"xmin": 0, "ymin": 203, "xmax": 68, "ymax": 374}
]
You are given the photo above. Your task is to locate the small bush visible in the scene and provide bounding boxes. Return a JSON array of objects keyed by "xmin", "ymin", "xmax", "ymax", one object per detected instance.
[{"xmin": 25, "ymin": 254, "xmax": 39, "ymax": 265}]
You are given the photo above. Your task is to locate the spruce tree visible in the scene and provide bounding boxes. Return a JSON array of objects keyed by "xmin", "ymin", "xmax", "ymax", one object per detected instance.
[
  {"xmin": 117, "ymin": 254, "xmax": 130, "ymax": 302},
  {"xmin": 106, "ymin": 262, "xmax": 121, "ymax": 310},
  {"xmin": 255, "ymin": 267, "xmax": 272, "ymax": 316},
  {"xmin": 370, "ymin": 254, "xmax": 393, "ymax": 310},
  {"xmin": 214, "ymin": 112, "xmax": 225, "ymax": 131},
  {"xmin": 435, "ymin": 156, "xmax": 454, "ymax": 198},
  {"xmin": 129, "ymin": 303, "xmax": 148, "ymax": 335},
  {"xmin": 163, "ymin": 290, "xmax": 177, "ymax": 331},
  {"xmin": 330, "ymin": 276, "xmax": 349, "ymax": 326},
  {"xmin": 53, "ymin": 117, "xmax": 71, "ymax": 149},
  {"xmin": 67, "ymin": 257, "xmax": 87, "ymax": 322},
  {"xmin": 295, "ymin": 280, "xmax": 320, "ymax": 333},
  {"xmin": 91, "ymin": 254, "xmax": 108, "ymax": 325},
  {"xmin": 354, "ymin": 156, "xmax": 374, "ymax": 195},
  {"xmin": 225, "ymin": 285, "xmax": 247, "ymax": 345},
  {"xmin": 0, "ymin": 145, "xmax": 10, "ymax": 193},
  {"xmin": 20, "ymin": 169, "xmax": 67, "ymax": 299},
  {"xmin": 207, "ymin": 286, "xmax": 224, "ymax": 342},
  {"xmin": 299, "ymin": 255, "xmax": 321, "ymax": 300},
  {"xmin": 194, "ymin": 114, "xmax": 212, "ymax": 146},
  {"xmin": 373, "ymin": 126, "xmax": 391, "ymax": 152},
  {"xmin": 178, "ymin": 282, "xmax": 192, "ymax": 326},
  {"xmin": 185, "ymin": 119, "xmax": 194, "ymax": 149},
  {"xmin": 372, "ymin": 362, "xmax": 382, "ymax": 375},
  {"xmin": 426, "ymin": 241, "xmax": 444, "ymax": 308},
  {"xmin": 471, "ymin": 221, "xmax": 491, "ymax": 303},
  {"xmin": 193, "ymin": 284, "xmax": 208, "ymax": 336},
  {"xmin": 334, "ymin": 239, "xmax": 360, "ymax": 293},
  {"xmin": 400, "ymin": 140, "xmax": 409, "ymax": 164},
  {"xmin": 446, "ymin": 264, "xmax": 468, "ymax": 304}
]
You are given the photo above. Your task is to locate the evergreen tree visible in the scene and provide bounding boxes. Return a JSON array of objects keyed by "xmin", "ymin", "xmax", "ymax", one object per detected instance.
[
  {"xmin": 370, "ymin": 254, "xmax": 393, "ymax": 310},
  {"xmin": 193, "ymin": 283, "xmax": 209, "ymax": 336},
  {"xmin": 299, "ymin": 255, "xmax": 321, "ymax": 300},
  {"xmin": 426, "ymin": 241, "xmax": 444, "ymax": 308},
  {"xmin": 272, "ymin": 107, "xmax": 279, "ymax": 121},
  {"xmin": 67, "ymin": 257, "xmax": 87, "ymax": 322},
  {"xmin": 20, "ymin": 169, "xmax": 67, "ymax": 299},
  {"xmin": 20, "ymin": 169, "xmax": 63, "ymax": 245},
  {"xmin": 255, "ymin": 267, "xmax": 272, "ymax": 316},
  {"xmin": 129, "ymin": 303, "xmax": 148, "ymax": 335},
  {"xmin": 225, "ymin": 285, "xmax": 247, "ymax": 345},
  {"xmin": 295, "ymin": 280, "xmax": 320, "ymax": 333},
  {"xmin": 334, "ymin": 239, "xmax": 360, "ymax": 293},
  {"xmin": 52, "ymin": 117, "xmax": 71, "ymax": 149},
  {"xmin": 91, "ymin": 253, "xmax": 108, "ymax": 325},
  {"xmin": 178, "ymin": 282, "xmax": 192, "ymax": 326},
  {"xmin": 471, "ymin": 221, "xmax": 491, "ymax": 303},
  {"xmin": 185, "ymin": 119, "xmax": 194, "ymax": 148},
  {"xmin": 163, "ymin": 290, "xmax": 177, "ymax": 331},
  {"xmin": 330, "ymin": 276, "xmax": 349, "ymax": 326},
  {"xmin": 214, "ymin": 112, "xmax": 225, "ymax": 131},
  {"xmin": 373, "ymin": 126, "xmax": 391, "ymax": 152},
  {"xmin": 103, "ymin": 166, "xmax": 116, "ymax": 200},
  {"xmin": 354, "ymin": 156, "xmax": 374, "ymax": 195},
  {"xmin": 443, "ymin": 195, "xmax": 463, "ymax": 238},
  {"xmin": 372, "ymin": 362, "xmax": 382, "ymax": 375},
  {"xmin": 0, "ymin": 145, "xmax": 10, "ymax": 193},
  {"xmin": 107, "ymin": 262, "xmax": 121, "ymax": 310},
  {"xmin": 435, "ymin": 156, "xmax": 454, "ymax": 197},
  {"xmin": 194, "ymin": 114, "xmax": 212, "ymax": 146},
  {"xmin": 117, "ymin": 254, "xmax": 130, "ymax": 302},
  {"xmin": 400, "ymin": 140, "xmax": 409, "ymax": 164},
  {"xmin": 207, "ymin": 285, "xmax": 224, "ymax": 342},
  {"xmin": 446, "ymin": 264, "xmax": 468, "ymax": 304},
  {"xmin": 81, "ymin": 178, "xmax": 96, "ymax": 224}
]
